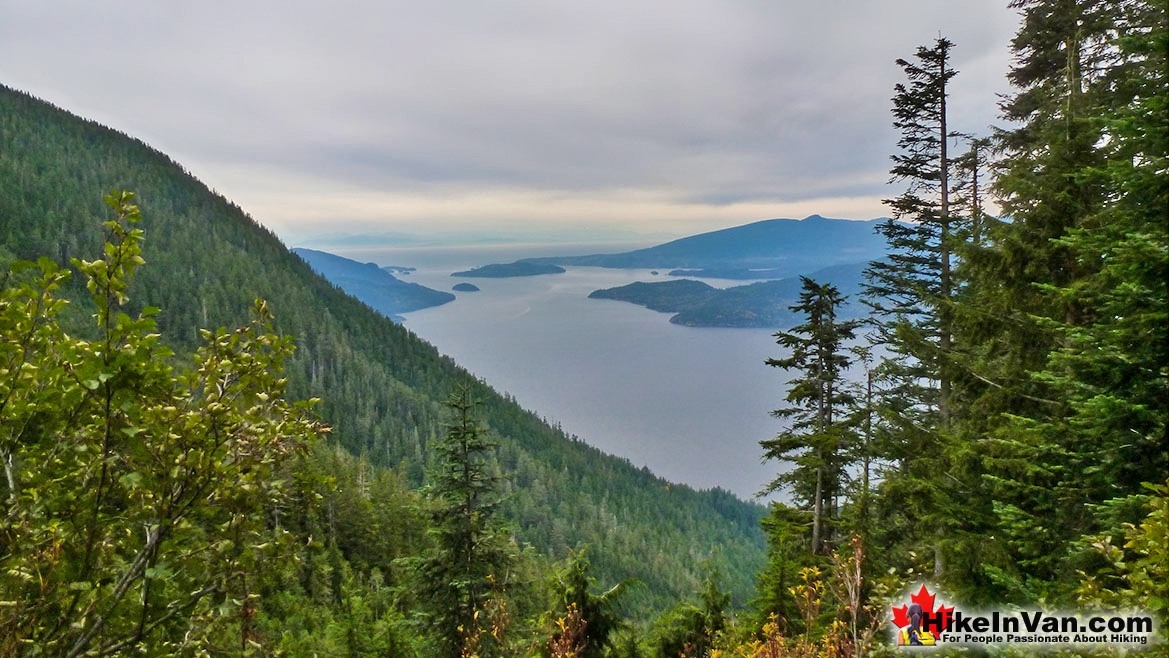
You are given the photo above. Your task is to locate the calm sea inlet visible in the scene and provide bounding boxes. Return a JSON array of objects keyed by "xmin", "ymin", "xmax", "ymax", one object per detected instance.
[{"xmin": 333, "ymin": 242, "xmax": 790, "ymax": 501}]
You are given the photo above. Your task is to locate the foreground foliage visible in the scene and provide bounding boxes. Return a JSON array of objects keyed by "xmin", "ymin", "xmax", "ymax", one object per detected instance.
[{"xmin": 0, "ymin": 193, "xmax": 321, "ymax": 655}]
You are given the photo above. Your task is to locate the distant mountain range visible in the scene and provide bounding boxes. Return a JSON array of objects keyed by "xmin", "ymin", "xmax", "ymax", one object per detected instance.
[
  {"xmin": 449, "ymin": 215, "xmax": 887, "ymax": 328},
  {"xmin": 521, "ymin": 214, "xmax": 889, "ymax": 279}
]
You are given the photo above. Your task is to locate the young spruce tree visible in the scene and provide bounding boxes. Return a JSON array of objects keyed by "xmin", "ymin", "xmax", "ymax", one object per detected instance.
[{"xmin": 417, "ymin": 383, "xmax": 514, "ymax": 658}]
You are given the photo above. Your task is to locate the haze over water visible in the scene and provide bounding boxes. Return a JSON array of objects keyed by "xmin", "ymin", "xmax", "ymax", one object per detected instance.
[{"xmin": 335, "ymin": 243, "xmax": 788, "ymax": 501}]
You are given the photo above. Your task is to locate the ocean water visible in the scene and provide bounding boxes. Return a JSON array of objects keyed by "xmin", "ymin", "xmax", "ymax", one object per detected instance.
[{"xmin": 332, "ymin": 243, "xmax": 789, "ymax": 501}]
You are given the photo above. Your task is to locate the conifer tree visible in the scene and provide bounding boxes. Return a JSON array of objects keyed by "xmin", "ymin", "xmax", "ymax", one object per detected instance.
[
  {"xmin": 649, "ymin": 575, "xmax": 730, "ymax": 658},
  {"xmin": 959, "ymin": 0, "xmax": 1114, "ymax": 424},
  {"xmin": 961, "ymin": 0, "xmax": 1168, "ymax": 596},
  {"xmin": 549, "ymin": 550, "xmax": 629, "ymax": 658},
  {"xmin": 416, "ymin": 383, "xmax": 514, "ymax": 658},
  {"xmin": 752, "ymin": 503, "xmax": 816, "ymax": 631},
  {"xmin": 761, "ymin": 277, "xmax": 859, "ymax": 555},
  {"xmin": 864, "ymin": 36, "xmax": 959, "ymax": 434},
  {"xmin": 1041, "ymin": 0, "xmax": 1167, "ymax": 498},
  {"xmin": 862, "ymin": 37, "xmax": 972, "ymax": 583},
  {"xmin": 950, "ymin": 135, "xmax": 993, "ymax": 249}
]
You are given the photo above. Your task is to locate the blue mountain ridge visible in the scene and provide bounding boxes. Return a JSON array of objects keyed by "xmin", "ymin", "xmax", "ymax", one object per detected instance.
[
  {"xmin": 292, "ymin": 248, "xmax": 454, "ymax": 321},
  {"xmin": 519, "ymin": 214, "xmax": 890, "ymax": 278}
]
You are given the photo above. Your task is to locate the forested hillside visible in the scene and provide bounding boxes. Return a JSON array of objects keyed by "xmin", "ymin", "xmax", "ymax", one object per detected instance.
[{"xmin": 0, "ymin": 83, "xmax": 766, "ymax": 653}]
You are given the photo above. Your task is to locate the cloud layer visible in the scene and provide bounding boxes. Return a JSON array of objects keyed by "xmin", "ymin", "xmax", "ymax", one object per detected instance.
[{"xmin": 1, "ymin": 0, "xmax": 1019, "ymax": 242}]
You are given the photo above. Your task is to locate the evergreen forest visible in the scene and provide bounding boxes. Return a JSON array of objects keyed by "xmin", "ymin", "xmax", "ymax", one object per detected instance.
[{"xmin": 1, "ymin": 0, "xmax": 1166, "ymax": 656}]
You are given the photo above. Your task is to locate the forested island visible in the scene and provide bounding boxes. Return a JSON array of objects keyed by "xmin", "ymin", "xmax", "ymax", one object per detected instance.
[
  {"xmin": 589, "ymin": 262, "xmax": 866, "ymax": 328},
  {"xmin": 1, "ymin": 1, "xmax": 1166, "ymax": 656},
  {"xmin": 452, "ymin": 261, "xmax": 566, "ymax": 277}
]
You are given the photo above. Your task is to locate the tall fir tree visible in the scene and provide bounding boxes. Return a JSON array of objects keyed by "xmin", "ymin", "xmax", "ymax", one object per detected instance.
[
  {"xmin": 863, "ymin": 36, "xmax": 973, "ymax": 584},
  {"xmin": 1041, "ymin": 0, "xmax": 1168, "ymax": 499},
  {"xmin": 761, "ymin": 277, "xmax": 859, "ymax": 555},
  {"xmin": 866, "ymin": 36, "xmax": 960, "ymax": 428}
]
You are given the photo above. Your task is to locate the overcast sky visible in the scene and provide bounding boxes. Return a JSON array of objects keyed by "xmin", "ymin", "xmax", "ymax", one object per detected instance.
[{"xmin": 2, "ymin": 1, "xmax": 1020, "ymax": 245}]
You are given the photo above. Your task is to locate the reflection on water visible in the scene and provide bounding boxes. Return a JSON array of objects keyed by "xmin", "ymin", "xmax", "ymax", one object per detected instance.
[{"xmin": 333, "ymin": 243, "xmax": 788, "ymax": 501}]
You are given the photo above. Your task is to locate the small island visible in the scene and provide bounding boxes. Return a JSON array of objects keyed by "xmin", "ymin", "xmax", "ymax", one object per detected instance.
[
  {"xmin": 452, "ymin": 282, "xmax": 481, "ymax": 292},
  {"xmin": 451, "ymin": 261, "xmax": 566, "ymax": 278},
  {"xmin": 590, "ymin": 279, "xmax": 796, "ymax": 328}
]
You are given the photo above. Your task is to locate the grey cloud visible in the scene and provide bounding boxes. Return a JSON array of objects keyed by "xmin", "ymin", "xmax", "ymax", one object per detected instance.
[{"xmin": 0, "ymin": 0, "xmax": 1019, "ymax": 234}]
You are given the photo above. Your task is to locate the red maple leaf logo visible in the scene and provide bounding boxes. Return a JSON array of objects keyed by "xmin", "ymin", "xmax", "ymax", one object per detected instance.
[{"xmin": 891, "ymin": 585, "xmax": 954, "ymax": 634}]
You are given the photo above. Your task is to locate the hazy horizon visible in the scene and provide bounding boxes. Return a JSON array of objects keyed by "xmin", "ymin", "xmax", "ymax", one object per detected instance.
[{"xmin": 291, "ymin": 212, "xmax": 890, "ymax": 253}]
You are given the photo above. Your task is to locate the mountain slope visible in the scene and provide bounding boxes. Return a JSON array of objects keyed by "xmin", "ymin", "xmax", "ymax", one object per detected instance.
[
  {"xmin": 0, "ymin": 84, "xmax": 765, "ymax": 611},
  {"xmin": 293, "ymin": 247, "xmax": 454, "ymax": 320}
]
